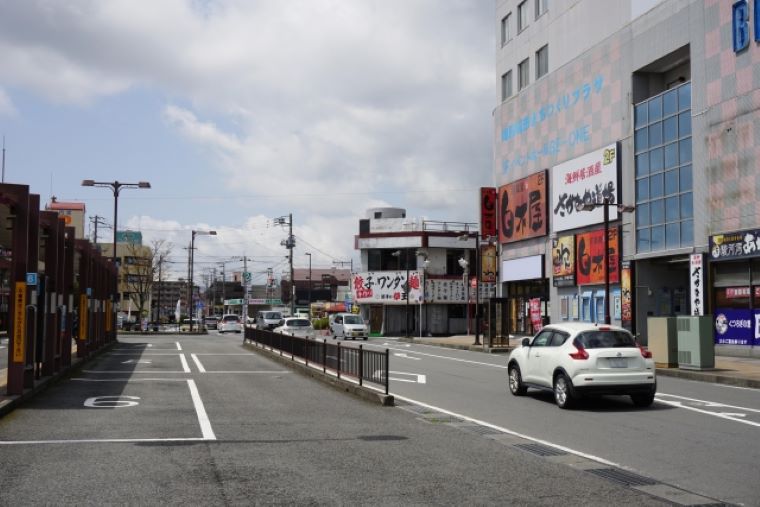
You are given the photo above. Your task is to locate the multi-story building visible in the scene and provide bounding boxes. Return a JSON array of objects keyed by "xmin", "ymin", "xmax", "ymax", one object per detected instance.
[
  {"xmin": 151, "ymin": 280, "xmax": 197, "ymax": 323},
  {"xmin": 494, "ymin": 0, "xmax": 760, "ymax": 356},
  {"xmin": 352, "ymin": 207, "xmax": 496, "ymax": 336},
  {"xmin": 98, "ymin": 231, "xmax": 153, "ymax": 319}
]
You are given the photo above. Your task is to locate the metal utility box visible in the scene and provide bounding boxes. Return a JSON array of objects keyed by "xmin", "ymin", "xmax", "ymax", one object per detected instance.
[
  {"xmin": 647, "ymin": 317, "xmax": 678, "ymax": 368},
  {"xmin": 676, "ymin": 315, "xmax": 715, "ymax": 370}
]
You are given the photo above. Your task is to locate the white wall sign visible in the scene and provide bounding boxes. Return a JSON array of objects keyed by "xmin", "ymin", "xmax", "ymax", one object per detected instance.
[
  {"xmin": 689, "ymin": 253, "xmax": 704, "ymax": 316},
  {"xmin": 551, "ymin": 142, "xmax": 619, "ymax": 232},
  {"xmin": 501, "ymin": 255, "xmax": 544, "ymax": 282}
]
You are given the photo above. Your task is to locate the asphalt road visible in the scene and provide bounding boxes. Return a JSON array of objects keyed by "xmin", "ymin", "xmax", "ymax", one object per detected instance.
[
  {"xmin": 0, "ymin": 332, "xmax": 671, "ymax": 506},
  {"xmin": 361, "ymin": 338, "xmax": 760, "ymax": 507}
]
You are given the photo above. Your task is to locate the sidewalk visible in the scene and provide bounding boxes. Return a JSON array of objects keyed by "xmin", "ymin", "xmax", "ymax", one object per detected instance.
[{"xmin": 400, "ymin": 335, "xmax": 760, "ymax": 389}]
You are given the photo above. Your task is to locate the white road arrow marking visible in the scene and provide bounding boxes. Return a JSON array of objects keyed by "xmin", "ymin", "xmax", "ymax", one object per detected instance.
[{"xmin": 394, "ymin": 352, "xmax": 421, "ymax": 361}]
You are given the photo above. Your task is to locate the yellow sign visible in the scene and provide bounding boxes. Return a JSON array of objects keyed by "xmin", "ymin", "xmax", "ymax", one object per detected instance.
[
  {"xmin": 13, "ymin": 282, "xmax": 26, "ymax": 363},
  {"xmin": 62, "ymin": 215, "xmax": 72, "ymax": 224},
  {"xmin": 79, "ymin": 295, "xmax": 88, "ymax": 341}
]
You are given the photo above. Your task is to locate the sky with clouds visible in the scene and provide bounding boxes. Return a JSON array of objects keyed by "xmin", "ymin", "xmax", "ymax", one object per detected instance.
[{"xmin": 0, "ymin": 0, "xmax": 495, "ymax": 283}]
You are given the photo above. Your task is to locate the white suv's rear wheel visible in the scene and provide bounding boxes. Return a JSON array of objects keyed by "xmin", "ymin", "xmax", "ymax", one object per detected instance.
[{"xmin": 554, "ymin": 373, "xmax": 576, "ymax": 409}]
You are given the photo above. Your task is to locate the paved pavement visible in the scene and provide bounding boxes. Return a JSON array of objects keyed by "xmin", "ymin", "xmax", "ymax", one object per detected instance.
[{"xmin": 399, "ymin": 334, "xmax": 760, "ymax": 389}]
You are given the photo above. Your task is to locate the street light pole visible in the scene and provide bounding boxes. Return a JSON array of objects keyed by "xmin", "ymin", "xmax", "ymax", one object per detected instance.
[
  {"xmin": 305, "ymin": 252, "xmax": 312, "ymax": 309},
  {"xmin": 189, "ymin": 230, "xmax": 217, "ymax": 332},
  {"xmin": 81, "ymin": 179, "xmax": 150, "ymax": 317}
]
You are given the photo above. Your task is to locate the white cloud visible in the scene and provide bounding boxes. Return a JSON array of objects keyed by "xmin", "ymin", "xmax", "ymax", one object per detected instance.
[
  {"xmin": 1, "ymin": 1, "xmax": 494, "ymax": 270},
  {"xmin": 0, "ymin": 88, "xmax": 15, "ymax": 116}
]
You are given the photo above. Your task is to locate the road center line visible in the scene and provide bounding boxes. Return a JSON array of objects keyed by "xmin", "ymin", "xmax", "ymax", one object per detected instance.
[
  {"xmin": 392, "ymin": 393, "xmax": 619, "ymax": 467},
  {"xmin": 187, "ymin": 379, "xmax": 216, "ymax": 440}
]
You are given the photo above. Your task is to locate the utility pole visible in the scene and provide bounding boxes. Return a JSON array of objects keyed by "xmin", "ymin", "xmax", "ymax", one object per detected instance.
[
  {"xmin": 218, "ymin": 261, "xmax": 228, "ymax": 314},
  {"xmin": 184, "ymin": 244, "xmax": 192, "ymax": 321},
  {"xmin": 156, "ymin": 254, "xmax": 164, "ymax": 324},
  {"xmin": 276, "ymin": 214, "xmax": 295, "ymax": 314},
  {"xmin": 2, "ymin": 135, "xmax": 5, "ymax": 183},
  {"xmin": 90, "ymin": 215, "xmax": 109, "ymax": 246},
  {"xmin": 333, "ymin": 259, "xmax": 354, "ymax": 273},
  {"xmin": 240, "ymin": 256, "xmax": 252, "ymax": 322}
]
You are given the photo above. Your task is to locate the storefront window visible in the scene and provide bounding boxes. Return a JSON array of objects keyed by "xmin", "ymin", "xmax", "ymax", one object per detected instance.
[{"xmin": 635, "ymin": 81, "xmax": 693, "ymax": 252}]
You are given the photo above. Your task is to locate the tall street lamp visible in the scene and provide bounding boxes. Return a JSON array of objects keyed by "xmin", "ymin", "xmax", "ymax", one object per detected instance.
[
  {"xmin": 576, "ymin": 197, "xmax": 634, "ymax": 325},
  {"xmin": 81, "ymin": 179, "xmax": 150, "ymax": 314},
  {"xmin": 189, "ymin": 230, "xmax": 217, "ymax": 332},
  {"xmin": 458, "ymin": 232, "xmax": 481, "ymax": 345},
  {"xmin": 305, "ymin": 252, "xmax": 312, "ymax": 309}
]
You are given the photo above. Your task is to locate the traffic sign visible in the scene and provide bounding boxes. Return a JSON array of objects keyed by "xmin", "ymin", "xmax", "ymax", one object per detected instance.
[
  {"xmin": 26, "ymin": 273, "xmax": 38, "ymax": 286},
  {"xmin": 243, "ymin": 271, "xmax": 252, "ymax": 283}
]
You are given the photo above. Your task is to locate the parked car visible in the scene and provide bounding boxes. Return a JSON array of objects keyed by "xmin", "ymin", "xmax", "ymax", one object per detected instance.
[
  {"xmin": 255, "ymin": 311, "xmax": 283, "ymax": 330},
  {"xmin": 204, "ymin": 316, "xmax": 219, "ymax": 330},
  {"xmin": 273, "ymin": 317, "xmax": 316, "ymax": 339},
  {"xmin": 329, "ymin": 313, "xmax": 368, "ymax": 340},
  {"xmin": 218, "ymin": 314, "xmax": 242, "ymax": 333},
  {"xmin": 506, "ymin": 322, "xmax": 656, "ymax": 409}
]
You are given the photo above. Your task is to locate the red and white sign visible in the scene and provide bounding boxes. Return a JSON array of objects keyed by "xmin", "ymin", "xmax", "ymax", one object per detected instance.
[{"xmin": 530, "ymin": 298, "xmax": 543, "ymax": 333}]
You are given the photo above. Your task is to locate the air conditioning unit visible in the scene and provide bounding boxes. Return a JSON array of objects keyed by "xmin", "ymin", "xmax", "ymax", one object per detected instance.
[{"xmin": 676, "ymin": 315, "xmax": 715, "ymax": 370}]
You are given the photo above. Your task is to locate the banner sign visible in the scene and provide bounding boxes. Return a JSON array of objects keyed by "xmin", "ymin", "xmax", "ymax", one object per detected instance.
[
  {"xmin": 352, "ymin": 271, "xmax": 422, "ymax": 304},
  {"xmin": 709, "ymin": 228, "xmax": 760, "ymax": 260},
  {"xmin": 621, "ymin": 261, "xmax": 633, "ymax": 330},
  {"xmin": 551, "ymin": 142, "xmax": 619, "ymax": 232},
  {"xmin": 714, "ymin": 308, "xmax": 753, "ymax": 345},
  {"xmin": 481, "ymin": 244, "xmax": 497, "ymax": 283},
  {"xmin": 12, "ymin": 282, "xmax": 26, "ymax": 363},
  {"xmin": 530, "ymin": 298, "xmax": 543, "ymax": 333},
  {"xmin": 575, "ymin": 227, "xmax": 619, "ymax": 285},
  {"xmin": 498, "ymin": 170, "xmax": 548, "ymax": 244},
  {"xmin": 480, "ymin": 187, "xmax": 497, "ymax": 240},
  {"xmin": 689, "ymin": 253, "xmax": 705, "ymax": 316},
  {"xmin": 552, "ymin": 235, "xmax": 576, "ymax": 286}
]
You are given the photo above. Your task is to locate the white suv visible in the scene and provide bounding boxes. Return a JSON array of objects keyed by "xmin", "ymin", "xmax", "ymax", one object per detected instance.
[{"xmin": 507, "ymin": 322, "xmax": 656, "ymax": 409}]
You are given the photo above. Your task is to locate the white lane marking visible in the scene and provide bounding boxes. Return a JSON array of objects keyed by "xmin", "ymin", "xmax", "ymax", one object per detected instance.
[
  {"xmin": 187, "ymin": 379, "xmax": 216, "ymax": 440},
  {"xmin": 194, "ymin": 371, "xmax": 291, "ymax": 374},
  {"xmin": 393, "ymin": 394, "xmax": 618, "ymax": 467},
  {"xmin": 121, "ymin": 360, "xmax": 152, "ymax": 364},
  {"xmin": 82, "ymin": 370, "xmax": 189, "ymax": 374},
  {"xmin": 191, "ymin": 354, "xmax": 206, "ymax": 373},
  {"xmin": 384, "ymin": 345, "xmax": 507, "ymax": 369},
  {"xmin": 180, "ymin": 354, "xmax": 191, "ymax": 373},
  {"xmin": 394, "ymin": 352, "xmax": 421, "ymax": 361},
  {"xmin": 389, "ymin": 371, "xmax": 427, "ymax": 384},
  {"xmin": 656, "ymin": 393, "xmax": 760, "ymax": 414},
  {"xmin": 655, "ymin": 399, "xmax": 760, "ymax": 428},
  {"xmin": 72, "ymin": 378, "xmax": 189, "ymax": 382},
  {"xmin": 108, "ymin": 353, "xmax": 183, "ymax": 356},
  {"xmin": 176, "ymin": 342, "xmax": 182, "ymax": 351},
  {"xmin": 0, "ymin": 437, "xmax": 213, "ymax": 446}
]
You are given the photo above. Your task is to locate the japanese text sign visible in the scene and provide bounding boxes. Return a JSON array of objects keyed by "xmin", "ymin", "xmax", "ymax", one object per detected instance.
[
  {"xmin": 714, "ymin": 309, "xmax": 753, "ymax": 345},
  {"xmin": 552, "ymin": 235, "xmax": 576, "ymax": 287},
  {"xmin": 480, "ymin": 187, "xmax": 497, "ymax": 240},
  {"xmin": 689, "ymin": 253, "xmax": 704, "ymax": 316},
  {"xmin": 709, "ymin": 229, "xmax": 760, "ymax": 260},
  {"xmin": 551, "ymin": 142, "xmax": 619, "ymax": 232},
  {"xmin": 621, "ymin": 262, "xmax": 633, "ymax": 329},
  {"xmin": 498, "ymin": 170, "xmax": 548, "ymax": 244},
  {"xmin": 351, "ymin": 271, "xmax": 422, "ymax": 304},
  {"xmin": 575, "ymin": 227, "xmax": 619, "ymax": 285},
  {"xmin": 481, "ymin": 244, "xmax": 498, "ymax": 283},
  {"xmin": 12, "ymin": 282, "xmax": 26, "ymax": 363}
]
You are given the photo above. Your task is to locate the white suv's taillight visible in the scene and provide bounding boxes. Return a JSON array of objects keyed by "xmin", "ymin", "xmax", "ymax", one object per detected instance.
[
  {"xmin": 569, "ymin": 339, "xmax": 589, "ymax": 360},
  {"xmin": 638, "ymin": 344, "xmax": 653, "ymax": 359}
]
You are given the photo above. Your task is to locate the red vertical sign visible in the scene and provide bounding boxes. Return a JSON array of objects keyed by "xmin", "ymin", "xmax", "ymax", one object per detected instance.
[{"xmin": 480, "ymin": 187, "xmax": 497, "ymax": 240}]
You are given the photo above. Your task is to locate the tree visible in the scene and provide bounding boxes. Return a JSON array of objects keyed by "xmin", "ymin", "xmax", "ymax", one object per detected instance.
[{"xmin": 122, "ymin": 238, "xmax": 172, "ymax": 321}]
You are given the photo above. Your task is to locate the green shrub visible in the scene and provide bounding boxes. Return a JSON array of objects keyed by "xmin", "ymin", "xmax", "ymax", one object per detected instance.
[{"xmin": 312, "ymin": 317, "xmax": 329, "ymax": 330}]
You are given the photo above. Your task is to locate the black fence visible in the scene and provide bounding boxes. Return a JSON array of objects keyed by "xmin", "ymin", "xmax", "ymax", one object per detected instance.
[{"xmin": 244, "ymin": 328, "xmax": 389, "ymax": 394}]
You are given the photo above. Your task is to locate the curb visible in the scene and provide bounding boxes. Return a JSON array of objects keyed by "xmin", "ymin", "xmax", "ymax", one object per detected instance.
[
  {"xmin": 397, "ymin": 338, "xmax": 512, "ymax": 354},
  {"xmin": 242, "ymin": 341, "xmax": 394, "ymax": 406},
  {"xmin": 0, "ymin": 342, "xmax": 117, "ymax": 419}
]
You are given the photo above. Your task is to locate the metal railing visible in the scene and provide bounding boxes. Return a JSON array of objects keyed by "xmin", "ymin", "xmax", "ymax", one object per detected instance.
[{"xmin": 244, "ymin": 327, "xmax": 389, "ymax": 394}]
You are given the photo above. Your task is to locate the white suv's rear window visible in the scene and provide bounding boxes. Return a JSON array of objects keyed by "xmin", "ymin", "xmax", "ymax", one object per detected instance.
[{"xmin": 575, "ymin": 330, "xmax": 636, "ymax": 349}]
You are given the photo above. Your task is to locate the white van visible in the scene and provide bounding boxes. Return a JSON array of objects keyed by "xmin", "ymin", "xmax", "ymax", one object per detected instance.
[
  {"xmin": 255, "ymin": 311, "xmax": 283, "ymax": 330},
  {"xmin": 329, "ymin": 313, "xmax": 369, "ymax": 340}
]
